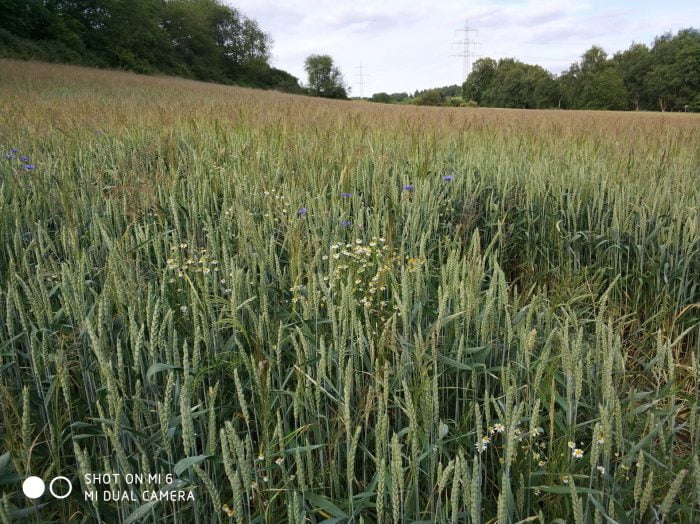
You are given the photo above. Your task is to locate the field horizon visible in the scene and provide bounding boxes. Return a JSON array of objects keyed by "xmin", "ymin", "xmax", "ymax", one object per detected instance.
[
  {"xmin": 1, "ymin": 59, "xmax": 699, "ymax": 523},
  {"xmin": 6, "ymin": 59, "xmax": 700, "ymax": 118}
]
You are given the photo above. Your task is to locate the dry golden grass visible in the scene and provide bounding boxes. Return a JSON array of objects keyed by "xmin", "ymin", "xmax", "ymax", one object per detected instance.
[{"xmin": 3, "ymin": 59, "xmax": 699, "ymax": 135}]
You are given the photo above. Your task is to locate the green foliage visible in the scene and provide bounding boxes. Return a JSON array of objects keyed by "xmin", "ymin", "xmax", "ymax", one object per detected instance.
[
  {"xmin": 0, "ymin": 0, "xmax": 300, "ymax": 92},
  {"xmin": 404, "ymin": 86, "xmax": 463, "ymax": 106},
  {"xmin": 369, "ymin": 92, "xmax": 410, "ymax": 104},
  {"xmin": 614, "ymin": 43, "xmax": 653, "ymax": 110},
  {"xmin": 645, "ymin": 29, "xmax": 700, "ymax": 111},
  {"xmin": 689, "ymin": 93, "xmax": 700, "ymax": 112},
  {"xmin": 465, "ymin": 29, "xmax": 700, "ymax": 112},
  {"xmin": 237, "ymin": 61, "xmax": 303, "ymax": 93},
  {"xmin": 413, "ymin": 88, "xmax": 445, "ymax": 106},
  {"xmin": 464, "ymin": 58, "xmax": 559, "ymax": 109},
  {"xmin": 391, "ymin": 92, "xmax": 410, "ymax": 102},
  {"xmin": 414, "ymin": 84, "xmax": 462, "ymax": 100},
  {"xmin": 304, "ymin": 54, "xmax": 348, "ymax": 99},
  {"xmin": 581, "ymin": 66, "xmax": 627, "ymax": 110},
  {"xmin": 570, "ymin": 48, "xmax": 629, "ymax": 110},
  {"xmin": 370, "ymin": 92, "xmax": 392, "ymax": 103},
  {"xmin": 462, "ymin": 58, "xmax": 497, "ymax": 104}
]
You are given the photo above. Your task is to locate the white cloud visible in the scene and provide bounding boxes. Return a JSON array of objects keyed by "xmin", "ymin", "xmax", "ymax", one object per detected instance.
[{"xmin": 231, "ymin": 0, "xmax": 700, "ymax": 95}]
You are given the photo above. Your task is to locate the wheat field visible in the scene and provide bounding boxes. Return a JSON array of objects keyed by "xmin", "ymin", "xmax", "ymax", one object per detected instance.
[{"xmin": 0, "ymin": 59, "xmax": 699, "ymax": 523}]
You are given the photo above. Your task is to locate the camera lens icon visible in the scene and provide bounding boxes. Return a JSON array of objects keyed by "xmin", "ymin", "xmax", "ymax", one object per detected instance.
[
  {"xmin": 49, "ymin": 476, "xmax": 73, "ymax": 499},
  {"xmin": 22, "ymin": 476, "xmax": 72, "ymax": 499}
]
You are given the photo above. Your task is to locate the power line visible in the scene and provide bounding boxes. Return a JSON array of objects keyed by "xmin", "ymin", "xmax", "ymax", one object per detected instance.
[
  {"xmin": 355, "ymin": 64, "xmax": 369, "ymax": 98},
  {"xmin": 451, "ymin": 18, "xmax": 481, "ymax": 84}
]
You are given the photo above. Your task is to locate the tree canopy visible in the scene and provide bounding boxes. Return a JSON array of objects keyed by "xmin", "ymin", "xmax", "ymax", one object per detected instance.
[
  {"xmin": 370, "ymin": 92, "xmax": 409, "ymax": 104},
  {"xmin": 303, "ymin": 54, "xmax": 348, "ymax": 99},
  {"xmin": 0, "ymin": 0, "xmax": 302, "ymax": 92},
  {"xmin": 463, "ymin": 28, "xmax": 700, "ymax": 111},
  {"xmin": 463, "ymin": 58, "xmax": 558, "ymax": 109}
]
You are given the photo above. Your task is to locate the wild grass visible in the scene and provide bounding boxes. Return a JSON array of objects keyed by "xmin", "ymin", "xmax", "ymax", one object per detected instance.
[{"xmin": 0, "ymin": 59, "xmax": 699, "ymax": 523}]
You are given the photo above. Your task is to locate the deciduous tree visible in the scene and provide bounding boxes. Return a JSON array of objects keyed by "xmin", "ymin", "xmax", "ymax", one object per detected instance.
[{"xmin": 304, "ymin": 54, "xmax": 348, "ymax": 99}]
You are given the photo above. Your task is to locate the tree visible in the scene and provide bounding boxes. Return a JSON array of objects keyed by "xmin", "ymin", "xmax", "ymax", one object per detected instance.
[
  {"xmin": 237, "ymin": 62, "xmax": 302, "ymax": 92},
  {"xmin": 370, "ymin": 92, "xmax": 392, "ymax": 103},
  {"xmin": 559, "ymin": 46, "xmax": 628, "ymax": 110},
  {"xmin": 646, "ymin": 29, "xmax": 700, "ymax": 111},
  {"xmin": 93, "ymin": 0, "xmax": 178, "ymax": 73},
  {"xmin": 577, "ymin": 47, "xmax": 628, "ymax": 110},
  {"xmin": 304, "ymin": 54, "xmax": 348, "ymax": 99},
  {"xmin": 462, "ymin": 57, "xmax": 496, "ymax": 104},
  {"xmin": 414, "ymin": 89, "xmax": 444, "ymax": 106},
  {"xmin": 580, "ymin": 45, "xmax": 608, "ymax": 74},
  {"xmin": 581, "ymin": 66, "xmax": 627, "ymax": 110},
  {"xmin": 528, "ymin": 65, "xmax": 560, "ymax": 108},
  {"xmin": 369, "ymin": 92, "xmax": 409, "ymax": 104},
  {"xmin": 162, "ymin": 0, "xmax": 241, "ymax": 81},
  {"xmin": 614, "ymin": 43, "xmax": 652, "ymax": 110},
  {"xmin": 389, "ymin": 92, "xmax": 409, "ymax": 102},
  {"xmin": 558, "ymin": 64, "xmax": 581, "ymax": 109},
  {"xmin": 463, "ymin": 58, "xmax": 558, "ymax": 109}
]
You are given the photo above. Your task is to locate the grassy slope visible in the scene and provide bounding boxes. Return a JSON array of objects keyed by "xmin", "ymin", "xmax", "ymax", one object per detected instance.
[{"xmin": 0, "ymin": 59, "xmax": 699, "ymax": 523}]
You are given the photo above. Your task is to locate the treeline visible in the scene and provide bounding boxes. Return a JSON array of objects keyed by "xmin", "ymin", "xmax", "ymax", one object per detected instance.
[
  {"xmin": 464, "ymin": 28, "xmax": 700, "ymax": 111},
  {"xmin": 369, "ymin": 85, "xmax": 462, "ymax": 106},
  {"xmin": 0, "ymin": 0, "xmax": 302, "ymax": 92},
  {"xmin": 369, "ymin": 92, "xmax": 409, "ymax": 104}
]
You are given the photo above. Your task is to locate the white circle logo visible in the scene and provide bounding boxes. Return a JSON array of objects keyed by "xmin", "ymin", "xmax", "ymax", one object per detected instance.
[
  {"xmin": 49, "ymin": 476, "xmax": 73, "ymax": 499},
  {"xmin": 22, "ymin": 476, "xmax": 45, "ymax": 499}
]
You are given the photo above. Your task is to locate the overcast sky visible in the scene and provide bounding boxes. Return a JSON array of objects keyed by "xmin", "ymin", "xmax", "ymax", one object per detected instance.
[{"xmin": 232, "ymin": 0, "xmax": 700, "ymax": 96}]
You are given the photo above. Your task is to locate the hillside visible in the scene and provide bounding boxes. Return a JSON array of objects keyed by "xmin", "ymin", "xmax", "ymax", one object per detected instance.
[
  {"xmin": 0, "ymin": 0, "xmax": 302, "ymax": 92},
  {"xmin": 0, "ymin": 60, "xmax": 699, "ymax": 523}
]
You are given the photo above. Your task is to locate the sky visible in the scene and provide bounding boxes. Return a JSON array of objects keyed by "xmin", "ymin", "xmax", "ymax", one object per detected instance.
[{"xmin": 231, "ymin": 1, "xmax": 700, "ymax": 96}]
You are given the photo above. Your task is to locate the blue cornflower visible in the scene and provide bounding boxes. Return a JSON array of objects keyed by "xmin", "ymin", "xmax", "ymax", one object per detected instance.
[
  {"xmin": 24, "ymin": 164, "xmax": 35, "ymax": 171},
  {"xmin": 442, "ymin": 175, "xmax": 454, "ymax": 181},
  {"xmin": 297, "ymin": 207, "xmax": 308, "ymax": 217},
  {"xmin": 5, "ymin": 154, "xmax": 14, "ymax": 160},
  {"xmin": 341, "ymin": 192, "xmax": 352, "ymax": 198},
  {"xmin": 403, "ymin": 184, "xmax": 414, "ymax": 191},
  {"xmin": 20, "ymin": 156, "xmax": 30, "ymax": 163},
  {"xmin": 340, "ymin": 219, "xmax": 352, "ymax": 227},
  {"xmin": 10, "ymin": 148, "xmax": 18, "ymax": 153}
]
